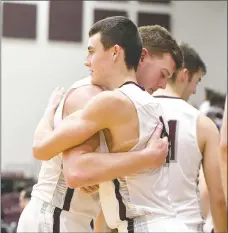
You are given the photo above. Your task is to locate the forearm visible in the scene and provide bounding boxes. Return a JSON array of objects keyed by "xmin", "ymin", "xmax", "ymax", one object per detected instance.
[
  {"xmin": 210, "ymin": 197, "xmax": 227, "ymax": 233},
  {"xmin": 63, "ymin": 148, "xmax": 161, "ymax": 188},
  {"xmin": 33, "ymin": 108, "xmax": 55, "ymax": 160},
  {"xmin": 199, "ymin": 168, "xmax": 210, "ymax": 218},
  {"xmin": 32, "ymin": 110, "xmax": 99, "ymax": 161}
]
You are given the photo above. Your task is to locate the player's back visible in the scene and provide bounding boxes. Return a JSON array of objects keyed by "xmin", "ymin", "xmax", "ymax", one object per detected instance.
[
  {"xmin": 154, "ymin": 95, "xmax": 204, "ymax": 232},
  {"xmin": 99, "ymin": 83, "xmax": 189, "ymax": 232}
]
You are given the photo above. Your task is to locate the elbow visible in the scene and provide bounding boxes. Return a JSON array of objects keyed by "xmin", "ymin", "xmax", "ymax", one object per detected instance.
[
  {"xmin": 32, "ymin": 144, "xmax": 43, "ymax": 160},
  {"xmin": 215, "ymin": 194, "xmax": 227, "ymax": 209},
  {"xmin": 32, "ymin": 144, "xmax": 50, "ymax": 161},
  {"xmin": 65, "ymin": 169, "xmax": 93, "ymax": 189},
  {"xmin": 65, "ymin": 172, "xmax": 81, "ymax": 189},
  {"xmin": 210, "ymin": 189, "xmax": 227, "ymax": 208}
]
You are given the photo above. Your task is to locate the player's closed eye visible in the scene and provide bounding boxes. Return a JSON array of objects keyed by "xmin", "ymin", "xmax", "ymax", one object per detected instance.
[{"xmin": 160, "ymin": 72, "xmax": 166, "ymax": 79}]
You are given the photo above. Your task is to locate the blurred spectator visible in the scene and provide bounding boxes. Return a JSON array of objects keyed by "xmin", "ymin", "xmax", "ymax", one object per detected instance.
[
  {"xmin": 10, "ymin": 187, "xmax": 33, "ymax": 233},
  {"xmin": 1, "ymin": 204, "xmax": 9, "ymax": 233},
  {"xmin": 199, "ymin": 88, "xmax": 226, "ymax": 130},
  {"xmin": 1, "ymin": 172, "xmax": 35, "ymax": 224},
  {"xmin": 1, "ymin": 223, "xmax": 9, "ymax": 233},
  {"xmin": 19, "ymin": 186, "xmax": 32, "ymax": 211}
]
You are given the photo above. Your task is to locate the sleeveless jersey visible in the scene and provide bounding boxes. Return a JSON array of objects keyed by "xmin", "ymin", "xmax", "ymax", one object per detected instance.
[
  {"xmin": 32, "ymin": 77, "xmax": 100, "ymax": 222},
  {"xmin": 154, "ymin": 95, "xmax": 204, "ymax": 232},
  {"xmin": 98, "ymin": 83, "xmax": 175, "ymax": 230}
]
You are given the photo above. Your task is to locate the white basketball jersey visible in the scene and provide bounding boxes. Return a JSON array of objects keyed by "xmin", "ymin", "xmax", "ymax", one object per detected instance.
[
  {"xmin": 154, "ymin": 95, "xmax": 204, "ymax": 232},
  {"xmin": 99, "ymin": 83, "xmax": 175, "ymax": 230},
  {"xmin": 32, "ymin": 77, "xmax": 100, "ymax": 221}
]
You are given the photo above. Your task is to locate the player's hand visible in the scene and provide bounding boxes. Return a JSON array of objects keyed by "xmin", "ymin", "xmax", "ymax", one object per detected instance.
[
  {"xmin": 145, "ymin": 122, "xmax": 169, "ymax": 167},
  {"xmin": 80, "ymin": 184, "xmax": 99, "ymax": 194},
  {"xmin": 46, "ymin": 86, "xmax": 65, "ymax": 112}
]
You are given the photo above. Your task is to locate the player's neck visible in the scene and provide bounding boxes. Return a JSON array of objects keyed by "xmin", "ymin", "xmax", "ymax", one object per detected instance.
[
  {"xmin": 105, "ymin": 69, "xmax": 138, "ymax": 90},
  {"xmin": 154, "ymin": 83, "xmax": 183, "ymax": 99}
]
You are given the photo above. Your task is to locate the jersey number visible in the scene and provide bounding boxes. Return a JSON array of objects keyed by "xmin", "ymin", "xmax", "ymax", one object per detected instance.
[
  {"xmin": 159, "ymin": 117, "xmax": 178, "ymax": 164},
  {"xmin": 168, "ymin": 120, "xmax": 178, "ymax": 162}
]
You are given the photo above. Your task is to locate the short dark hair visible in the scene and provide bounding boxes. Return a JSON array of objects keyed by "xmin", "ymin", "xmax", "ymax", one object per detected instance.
[
  {"xmin": 138, "ymin": 25, "xmax": 183, "ymax": 71},
  {"xmin": 180, "ymin": 42, "xmax": 206, "ymax": 79},
  {"xmin": 89, "ymin": 16, "xmax": 142, "ymax": 71},
  {"xmin": 171, "ymin": 42, "xmax": 206, "ymax": 82}
]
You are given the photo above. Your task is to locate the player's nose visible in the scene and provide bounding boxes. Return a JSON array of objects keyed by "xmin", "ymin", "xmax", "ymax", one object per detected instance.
[{"xmin": 84, "ymin": 58, "xmax": 91, "ymax": 68}]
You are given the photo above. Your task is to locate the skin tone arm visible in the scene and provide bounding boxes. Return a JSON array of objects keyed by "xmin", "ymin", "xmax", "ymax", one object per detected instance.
[
  {"xmin": 198, "ymin": 166, "xmax": 210, "ymax": 219},
  {"xmin": 33, "ymin": 86, "xmax": 167, "ymax": 233},
  {"xmin": 62, "ymin": 121, "xmax": 167, "ymax": 188},
  {"xmin": 219, "ymin": 96, "xmax": 227, "ymax": 205},
  {"xmin": 32, "ymin": 90, "xmax": 120, "ymax": 159},
  {"xmin": 33, "ymin": 87, "xmax": 168, "ymax": 188},
  {"xmin": 32, "ymin": 85, "xmax": 103, "ymax": 160},
  {"xmin": 198, "ymin": 114, "xmax": 227, "ymax": 233}
]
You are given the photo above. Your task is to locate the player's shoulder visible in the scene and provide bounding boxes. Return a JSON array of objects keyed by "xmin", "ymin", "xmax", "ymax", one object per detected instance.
[
  {"xmin": 173, "ymin": 99, "xmax": 199, "ymax": 116},
  {"xmin": 197, "ymin": 113, "xmax": 219, "ymax": 137},
  {"xmin": 70, "ymin": 77, "xmax": 103, "ymax": 92},
  {"xmin": 92, "ymin": 89, "xmax": 128, "ymax": 106},
  {"xmin": 154, "ymin": 95, "xmax": 191, "ymax": 109},
  {"xmin": 64, "ymin": 79, "xmax": 104, "ymax": 114},
  {"xmin": 86, "ymin": 90, "xmax": 133, "ymax": 122},
  {"xmin": 67, "ymin": 84, "xmax": 103, "ymax": 103}
]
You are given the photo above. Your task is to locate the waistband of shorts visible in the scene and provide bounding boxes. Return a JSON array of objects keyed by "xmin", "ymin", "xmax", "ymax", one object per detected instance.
[
  {"xmin": 31, "ymin": 196, "xmax": 58, "ymax": 215},
  {"xmin": 117, "ymin": 215, "xmax": 177, "ymax": 232},
  {"xmin": 116, "ymin": 213, "xmax": 176, "ymax": 230},
  {"xmin": 30, "ymin": 196, "xmax": 96, "ymax": 220},
  {"xmin": 136, "ymin": 214, "xmax": 174, "ymax": 223}
]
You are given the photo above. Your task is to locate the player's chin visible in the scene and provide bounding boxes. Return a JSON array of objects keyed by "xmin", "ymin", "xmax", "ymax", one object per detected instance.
[
  {"xmin": 91, "ymin": 73, "xmax": 99, "ymax": 85},
  {"xmin": 90, "ymin": 72, "xmax": 95, "ymax": 82},
  {"xmin": 146, "ymin": 88, "xmax": 154, "ymax": 95}
]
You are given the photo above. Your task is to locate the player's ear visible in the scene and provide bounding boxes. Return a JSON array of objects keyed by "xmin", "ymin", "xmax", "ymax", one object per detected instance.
[
  {"xmin": 112, "ymin": 45, "xmax": 121, "ymax": 62},
  {"xmin": 179, "ymin": 68, "xmax": 189, "ymax": 83},
  {"xmin": 138, "ymin": 48, "xmax": 149, "ymax": 67}
]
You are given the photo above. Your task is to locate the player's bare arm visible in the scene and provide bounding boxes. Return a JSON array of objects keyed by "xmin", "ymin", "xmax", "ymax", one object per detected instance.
[
  {"xmin": 33, "ymin": 88, "xmax": 167, "ymax": 187},
  {"xmin": 33, "ymin": 89, "xmax": 158, "ymax": 157},
  {"xmin": 219, "ymin": 96, "xmax": 227, "ymax": 205},
  {"xmin": 198, "ymin": 166, "xmax": 210, "ymax": 219},
  {"xmin": 33, "ymin": 84, "xmax": 103, "ymax": 160},
  {"xmin": 32, "ymin": 89, "xmax": 114, "ymax": 159},
  {"xmin": 198, "ymin": 114, "xmax": 227, "ymax": 233},
  {"xmin": 62, "ymin": 121, "xmax": 168, "ymax": 188},
  {"xmin": 32, "ymin": 86, "xmax": 65, "ymax": 158}
]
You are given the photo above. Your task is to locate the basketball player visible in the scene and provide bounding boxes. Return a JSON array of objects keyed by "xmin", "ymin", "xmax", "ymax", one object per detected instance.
[
  {"xmin": 219, "ymin": 95, "xmax": 227, "ymax": 205},
  {"xmin": 18, "ymin": 19, "xmax": 182, "ymax": 233},
  {"xmin": 153, "ymin": 42, "xmax": 227, "ymax": 232},
  {"xmin": 32, "ymin": 17, "xmax": 188, "ymax": 232}
]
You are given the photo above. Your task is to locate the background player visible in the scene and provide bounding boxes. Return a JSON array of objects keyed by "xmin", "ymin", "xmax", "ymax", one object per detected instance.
[{"xmin": 153, "ymin": 42, "xmax": 227, "ymax": 232}]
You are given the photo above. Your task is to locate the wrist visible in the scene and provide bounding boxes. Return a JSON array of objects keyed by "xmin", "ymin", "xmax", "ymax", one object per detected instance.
[
  {"xmin": 44, "ymin": 107, "xmax": 55, "ymax": 129},
  {"xmin": 140, "ymin": 148, "xmax": 155, "ymax": 169},
  {"xmin": 44, "ymin": 106, "xmax": 56, "ymax": 116},
  {"xmin": 142, "ymin": 147, "xmax": 164, "ymax": 169}
]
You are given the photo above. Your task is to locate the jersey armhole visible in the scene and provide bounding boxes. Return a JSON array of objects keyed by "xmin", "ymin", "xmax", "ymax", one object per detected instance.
[{"xmin": 194, "ymin": 113, "xmax": 203, "ymax": 161}]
